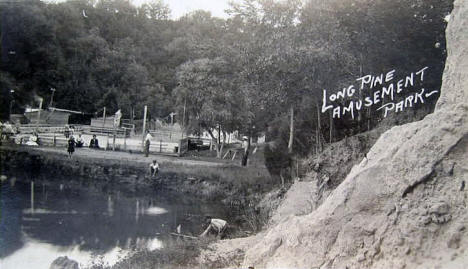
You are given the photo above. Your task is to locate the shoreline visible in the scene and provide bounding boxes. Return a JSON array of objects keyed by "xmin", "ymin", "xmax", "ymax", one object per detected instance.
[
  {"xmin": 1, "ymin": 143, "xmax": 276, "ymax": 268},
  {"xmin": 0, "ymin": 143, "xmax": 273, "ymax": 207}
]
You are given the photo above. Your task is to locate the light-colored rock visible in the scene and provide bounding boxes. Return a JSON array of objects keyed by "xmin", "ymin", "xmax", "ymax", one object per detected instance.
[
  {"xmin": 200, "ymin": 1, "xmax": 468, "ymax": 268},
  {"xmin": 269, "ymin": 181, "xmax": 317, "ymax": 225}
]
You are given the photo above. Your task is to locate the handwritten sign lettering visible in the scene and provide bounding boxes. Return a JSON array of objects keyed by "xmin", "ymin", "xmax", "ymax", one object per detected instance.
[{"xmin": 321, "ymin": 67, "xmax": 437, "ymax": 119}]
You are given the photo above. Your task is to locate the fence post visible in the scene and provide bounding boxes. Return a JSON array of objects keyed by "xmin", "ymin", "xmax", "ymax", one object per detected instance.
[
  {"xmin": 53, "ymin": 133, "xmax": 56, "ymax": 147},
  {"xmin": 102, "ymin": 107, "xmax": 106, "ymax": 128},
  {"xmin": 112, "ymin": 129, "xmax": 116, "ymax": 151},
  {"xmin": 123, "ymin": 129, "xmax": 127, "ymax": 151},
  {"xmin": 106, "ymin": 133, "xmax": 109, "ymax": 150},
  {"xmin": 141, "ymin": 105, "xmax": 147, "ymax": 152},
  {"xmin": 178, "ymin": 139, "xmax": 181, "ymax": 156},
  {"xmin": 159, "ymin": 140, "xmax": 162, "ymax": 153}
]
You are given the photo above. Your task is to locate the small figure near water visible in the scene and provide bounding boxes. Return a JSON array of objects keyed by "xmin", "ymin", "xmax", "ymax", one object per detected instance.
[
  {"xmin": 67, "ymin": 135, "xmax": 75, "ymax": 158},
  {"xmin": 89, "ymin": 134, "xmax": 99, "ymax": 149},
  {"xmin": 200, "ymin": 216, "xmax": 227, "ymax": 238},
  {"xmin": 150, "ymin": 159, "xmax": 159, "ymax": 176}
]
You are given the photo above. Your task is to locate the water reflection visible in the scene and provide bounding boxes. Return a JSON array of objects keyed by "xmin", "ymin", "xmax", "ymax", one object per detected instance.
[
  {"xmin": 0, "ymin": 175, "xmax": 230, "ymax": 269},
  {"xmin": 0, "ymin": 235, "xmax": 132, "ymax": 268}
]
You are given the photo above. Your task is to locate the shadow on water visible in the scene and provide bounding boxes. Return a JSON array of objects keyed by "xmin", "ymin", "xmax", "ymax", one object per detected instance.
[{"xmin": 0, "ymin": 172, "xmax": 233, "ymax": 267}]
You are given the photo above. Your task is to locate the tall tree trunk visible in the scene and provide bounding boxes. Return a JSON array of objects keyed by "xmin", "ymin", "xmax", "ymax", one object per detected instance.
[
  {"xmin": 216, "ymin": 125, "xmax": 222, "ymax": 158},
  {"xmin": 316, "ymin": 100, "xmax": 322, "ymax": 153},
  {"xmin": 329, "ymin": 111, "xmax": 333, "ymax": 144},
  {"xmin": 358, "ymin": 53, "xmax": 363, "ymax": 131},
  {"xmin": 367, "ymin": 107, "xmax": 371, "ymax": 131},
  {"xmin": 288, "ymin": 105, "xmax": 294, "ymax": 154}
]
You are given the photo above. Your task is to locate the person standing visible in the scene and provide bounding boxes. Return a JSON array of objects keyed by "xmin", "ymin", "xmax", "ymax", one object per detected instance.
[
  {"xmin": 64, "ymin": 125, "xmax": 70, "ymax": 138},
  {"xmin": 144, "ymin": 130, "xmax": 152, "ymax": 157},
  {"xmin": 89, "ymin": 134, "xmax": 99, "ymax": 149},
  {"xmin": 67, "ymin": 135, "xmax": 76, "ymax": 158},
  {"xmin": 241, "ymin": 136, "xmax": 250, "ymax": 166}
]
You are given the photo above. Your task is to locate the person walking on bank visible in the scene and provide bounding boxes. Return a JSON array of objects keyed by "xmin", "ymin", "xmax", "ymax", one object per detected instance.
[
  {"xmin": 144, "ymin": 130, "xmax": 152, "ymax": 157},
  {"xmin": 67, "ymin": 135, "xmax": 76, "ymax": 158}
]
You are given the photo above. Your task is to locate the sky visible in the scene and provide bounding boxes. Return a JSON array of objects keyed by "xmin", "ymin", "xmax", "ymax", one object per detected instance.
[
  {"xmin": 43, "ymin": 0, "xmax": 235, "ymax": 19},
  {"xmin": 134, "ymin": 0, "xmax": 234, "ymax": 19}
]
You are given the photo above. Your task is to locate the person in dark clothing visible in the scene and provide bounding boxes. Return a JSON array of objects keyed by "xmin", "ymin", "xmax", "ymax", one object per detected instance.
[
  {"xmin": 241, "ymin": 136, "xmax": 250, "ymax": 166},
  {"xmin": 89, "ymin": 135, "xmax": 99, "ymax": 149},
  {"xmin": 64, "ymin": 125, "xmax": 70, "ymax": 138},
  {"xmin": 67, "ymin": 136, "xmax": 75, "ymax": 158}
]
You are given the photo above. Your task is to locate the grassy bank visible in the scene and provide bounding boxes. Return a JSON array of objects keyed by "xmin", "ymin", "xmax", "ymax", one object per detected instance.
[
  {"xmin": 87, "ymin": 237, "xmax": 219, "ymax": 269},
  {"xmin": 0, "ymin": 144, "xmax": 273, "ymax": 204}
]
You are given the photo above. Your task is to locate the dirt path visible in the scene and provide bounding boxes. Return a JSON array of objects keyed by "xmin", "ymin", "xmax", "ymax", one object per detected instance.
[{"xmin": 4, "ymin": 144, "xmax": 230, "ymax": 168}]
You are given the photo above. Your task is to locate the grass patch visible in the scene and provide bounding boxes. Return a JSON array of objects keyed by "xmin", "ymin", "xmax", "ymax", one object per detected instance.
[{"xmin": 87, "ymin": 237, "xmax": 216, "ymax": 269}]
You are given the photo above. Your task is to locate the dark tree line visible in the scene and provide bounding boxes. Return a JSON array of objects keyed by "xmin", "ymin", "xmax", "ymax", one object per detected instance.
[{"xmin": 0, "ymin": 0, "xmax": 453, "ymax": 173}]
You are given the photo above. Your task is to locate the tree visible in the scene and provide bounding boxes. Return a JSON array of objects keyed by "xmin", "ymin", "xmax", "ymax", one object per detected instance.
[{"xmin": 174, "ymin": 57, "xmax": 244, "ymax": 158}]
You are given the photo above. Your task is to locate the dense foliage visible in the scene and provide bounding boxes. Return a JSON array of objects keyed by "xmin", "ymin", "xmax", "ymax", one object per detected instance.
[{"xmin": 0, "ymin": 0, "xmax": 453, "ymax": 169}]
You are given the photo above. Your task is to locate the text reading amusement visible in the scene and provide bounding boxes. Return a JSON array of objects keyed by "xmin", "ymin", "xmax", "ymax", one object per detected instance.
[{"xmin": 321, "ymin": 67, "xmax": 438, "ymax": 119}]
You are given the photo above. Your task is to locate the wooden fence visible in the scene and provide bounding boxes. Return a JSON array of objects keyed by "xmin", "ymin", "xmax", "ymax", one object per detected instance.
[{"xmin": 12, "ymin": 133, "xmax": 180, "ymax": 156}]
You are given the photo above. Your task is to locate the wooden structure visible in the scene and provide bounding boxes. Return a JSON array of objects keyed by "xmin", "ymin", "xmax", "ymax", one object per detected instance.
[
  {"xmin": 24, "ymin": 107, "xmax": 83, "ymax": 125},
  {"xmin": 91, "ymin": 116, "xmax": 115, "ymax": 128}
]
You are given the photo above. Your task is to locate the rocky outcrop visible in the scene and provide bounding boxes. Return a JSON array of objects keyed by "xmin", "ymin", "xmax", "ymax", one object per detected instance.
[
  {"xmin": 49, "ymin": 256, "xmax": 79, "ymax": 269},
  {"xmin": 200, "ymin": 0, "xmax": 468, "ymax": 268}
]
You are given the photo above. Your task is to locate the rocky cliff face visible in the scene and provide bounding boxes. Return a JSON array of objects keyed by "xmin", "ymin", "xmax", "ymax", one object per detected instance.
[{"xmin": 200, "ymin": 0, "xmax": 468, "ymax": 268}]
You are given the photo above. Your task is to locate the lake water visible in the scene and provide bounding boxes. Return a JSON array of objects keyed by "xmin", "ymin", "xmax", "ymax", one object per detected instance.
[{"xmin": 0, "ymin": 175, "xmax": 231, "ymax": 269}]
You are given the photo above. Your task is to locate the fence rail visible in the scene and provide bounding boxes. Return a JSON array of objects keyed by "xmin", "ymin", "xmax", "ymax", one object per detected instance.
[{"xmin": 11, "ymin": 133, "xmax": 180, "ymax": 156}]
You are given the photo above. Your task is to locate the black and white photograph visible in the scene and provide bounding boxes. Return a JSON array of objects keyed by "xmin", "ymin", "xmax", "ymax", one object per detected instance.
[{"xmin": 0, "ymin": 0, "xmax": 467, "ymax": 268}]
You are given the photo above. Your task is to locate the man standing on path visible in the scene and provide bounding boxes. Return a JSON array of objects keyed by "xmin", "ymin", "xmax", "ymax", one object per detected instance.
[
  {"xmin": 241, "ymin": 136, "xmax": 250, "ymax": 166},
  {"xmin": 67, "ymin": 135, "xmax": 76, "ymax": 158},
  {"xmin": 144, "ymin": 130, "xmax": 152, "ymax": 157}
]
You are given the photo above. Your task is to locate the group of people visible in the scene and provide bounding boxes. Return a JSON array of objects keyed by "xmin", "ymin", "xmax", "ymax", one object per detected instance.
[
  {"xmin": 67, "ymin": 134, "xmax": 100, "ymax": 158},
  {"xmin": 0, "ymin": 121, "xmax": 18, "ymax": 144}
]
